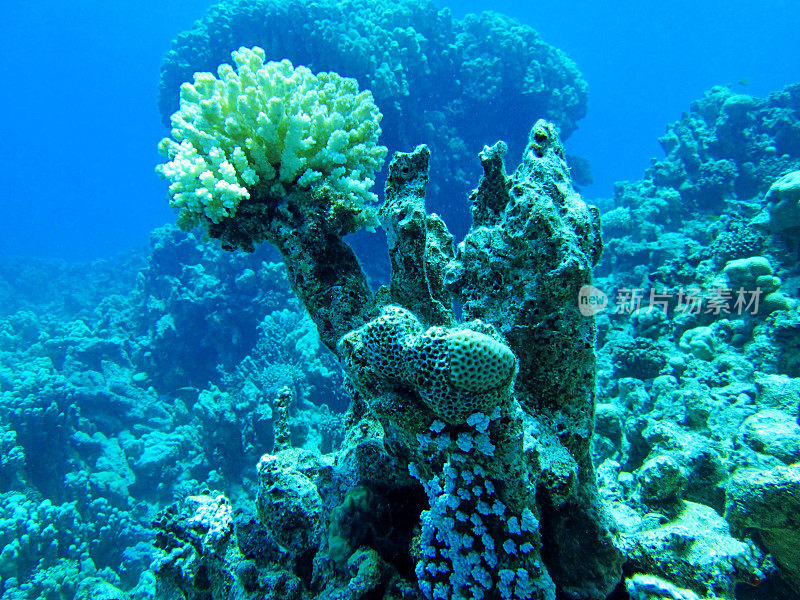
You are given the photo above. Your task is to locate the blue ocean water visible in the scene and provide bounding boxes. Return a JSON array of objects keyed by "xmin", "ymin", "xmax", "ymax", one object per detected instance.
[{"xmin": 0, "ymin": 0, "xmax": 797, "ymax": 261}]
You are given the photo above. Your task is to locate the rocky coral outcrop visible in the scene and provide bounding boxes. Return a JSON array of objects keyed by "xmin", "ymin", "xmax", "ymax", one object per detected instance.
[
  {"xmin": 591, "ymin": 83, "xmax": 800, "ymax": 598},
  {"xmin": 151, "ymin": 119, "xmax": 621, "ymax": 599}
]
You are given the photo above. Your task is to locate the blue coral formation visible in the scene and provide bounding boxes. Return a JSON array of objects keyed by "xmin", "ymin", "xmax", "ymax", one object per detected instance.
[
  {"xmin": 165, "ymin": 108, "xmax": 620, "ymax": 597},
  {"xmin": 590, "ymin": 82, "xmax": 800, "ymax": 598},
  {"xmin": 408, "ymin": 414, "xmax": 551, "ymax": 600},
  {"xmin": 0, "ymin": 229, "xmax": 346, "ymax": 598},
  {"xmin": 151, "ymin": 54, "xmax": 622, "ymax": 595}
]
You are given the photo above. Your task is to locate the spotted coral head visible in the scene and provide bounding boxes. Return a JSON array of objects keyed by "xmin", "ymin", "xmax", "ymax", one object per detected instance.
[
  {"xmin": 340, "ymin": 306, "xmax": 517, "ymax": 424},
  {"xmin": 445, "ymin": 330, "xmax": 516, "ymax": 393}
]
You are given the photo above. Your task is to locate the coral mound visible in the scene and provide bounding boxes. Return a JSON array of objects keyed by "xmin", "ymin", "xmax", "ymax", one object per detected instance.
[
  {"xmin": 340, "ymin": 306, "xmax": 517, "ymax": 424},
  {"xmin": 766, "ymin": 170, "xmax": 800, "ymax": 238},
  {"xmin": 446, "ymin": 329, "xmax": 516, "ymax": 393}
]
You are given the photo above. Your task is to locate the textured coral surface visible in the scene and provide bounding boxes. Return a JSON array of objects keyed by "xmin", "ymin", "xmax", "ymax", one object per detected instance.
[{"xmin": 3, "ymin": 5, "xmax": 800, "ymax": 597}]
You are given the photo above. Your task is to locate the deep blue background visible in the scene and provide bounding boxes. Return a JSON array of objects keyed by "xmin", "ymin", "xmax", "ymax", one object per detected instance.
[{"xmin": 0, "ymin": 0, "xmax": 797, "ymax": 261}]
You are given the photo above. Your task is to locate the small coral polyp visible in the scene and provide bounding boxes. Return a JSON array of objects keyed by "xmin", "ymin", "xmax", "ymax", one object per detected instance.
[
  {"xmin": 156, "ymin": 46, "xmax": 387, "ymax": 234},
  {"xmin": 341, "ymin": 306, "xmax": 517, "ymax": 424}
]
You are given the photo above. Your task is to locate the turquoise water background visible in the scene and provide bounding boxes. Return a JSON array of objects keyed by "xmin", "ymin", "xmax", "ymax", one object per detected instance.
[{"xmin": 0, "ymin": 0, "xmax": 797, "ymax": 260}]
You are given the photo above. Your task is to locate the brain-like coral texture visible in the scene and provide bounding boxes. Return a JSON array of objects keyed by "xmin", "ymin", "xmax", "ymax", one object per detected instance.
[{"xmin": 340, "ymin": 305, "xmax": 517, "ymax": 424}]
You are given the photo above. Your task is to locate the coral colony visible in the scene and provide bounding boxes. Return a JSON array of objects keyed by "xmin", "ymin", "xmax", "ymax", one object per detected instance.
[{"xmin": 155, "ymin": 41, "xmax": 618, "ymax": 598}]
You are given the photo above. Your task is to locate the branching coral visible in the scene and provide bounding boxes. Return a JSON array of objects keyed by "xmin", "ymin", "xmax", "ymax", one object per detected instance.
[
  {"xmin": 157, "ymin": 0, "xmax": 589, "ymax": 234},
  {"xmin": 157, "ymin": 46, "xmax": 387, "ymax": 239},
  {"xmin": 157, "ymin": 48, "xmax": 387, "ymax": 349}
]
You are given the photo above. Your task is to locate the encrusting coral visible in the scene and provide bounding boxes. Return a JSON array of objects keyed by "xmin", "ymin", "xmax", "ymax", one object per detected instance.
[{"xmin": 339, "ymin": 305, "xmax": 517, "ymax": 425}]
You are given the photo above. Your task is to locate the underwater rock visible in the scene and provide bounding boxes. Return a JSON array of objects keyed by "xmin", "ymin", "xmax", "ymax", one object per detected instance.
[
  {"xmin": 766, "ymin": 170, "xmax": 800, "ymax": 240},
  {"xmin": 153, "ymin": 119, "xmax": 620, "ymax": 599},
  {"xmin": 617, "ymin": 498, "xmax": 766, "ymax": 600},
  {"xmin": 629, "ymin": 307, "xmax": 672, "ymax": 341},
  {"xmin": 380, "ymin": 122, "xmax": 617, "ymax": 597},
  {"xmin": 750, "ymin": 310, "xmax": 800, "ymax": 377},
  {"xmin": 753, "ymin": 373, "xmax": 800, "ymax": 412},
  {"xmin": 256, "ymin": 451, "xmax": 326, "ymax": 559},
  {"xmin": 637, "ymin": 454, "xmax": 687, "ymax": 506},
  {"xmin": 159, "ymin": 409, "xmax": 425, "ymax": 598},
  {"xmin": 726, "ymin": 464, "xmax": 800, "ymax": 590},
  {"xmin": 739, "ymin": 409, "xmax": 800, "ymax": 463},
  {"xmin": 624, "ymin": 574, "xmax": 701, "ymax": 600},
  {"xmin": 609, "ymin": 336, "xmax": 668, "ymax": 380},
  {"xmin": 594, "ymin": 403, "xmax": 625, "ymax": 461},
  {"xmin": 152, "ymin": 491, "xmax": 271, "ymax": 599},
  {"xmin": 448, "ymin": 121, "xmax": 603, "ymax": 454},
  {"xmin": 679, "ymin": 326, "xmax": 717, "ymax": 361},
  {"xmin": 379, "ymin": 145, "xmax": 455, "ymax": 328}
]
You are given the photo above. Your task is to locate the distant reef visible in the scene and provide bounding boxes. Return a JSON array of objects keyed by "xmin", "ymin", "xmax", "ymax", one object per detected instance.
[
  {"xmin": 598, "ymin": 83, "xmax": 800, "ymax": 292},
  {"xmin": 592, "ymin": 82, "xmax": 800, "ymax": 598},
  {"xmin": 0, "ymin": 229, "xmax": 345, "ymax": 599},
  {"xmin": 157, "ymin": 0, "xmax": 589, "ymax": 232}
]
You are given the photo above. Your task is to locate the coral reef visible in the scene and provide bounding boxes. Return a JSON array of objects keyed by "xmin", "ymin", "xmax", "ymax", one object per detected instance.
[
  {"xmin": 600, "ymin": 84, "xmax": 800, "ymax": 282},
  {"xmin": 157, "ymin": 46, "xmax": 387, "ymax": 239},
  {"xmin": 0, "ymin": 252, "xmax": 144, "ymax": 320},
  {"xmin": 0, "ymin": 228, "xmax": 342, "ymax": 599},
  {"xmin": 726, "ymin": 464, "xmax": 800, "ymax": 590},
  {"xmin": 765, "ymin": 170, "xmax": 800, "ymax": 246},
  {"xmin": 130, "ymin": 225, "xmax": 294, "ymax": 391},
  {"xmin": 152, "ymin": 96, "xmax": 621, "ymax": 599},
  {"xmin": 149, "ymin": 64, "xmax": 800, "ymax": 600},
  {"xmin": 6, "ymin": 11, "xmax": 800, "ymax": 598},
  {"xmin": 590, "ymin": 82, "xmax": 800, "ymax": 598}
]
